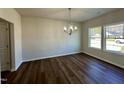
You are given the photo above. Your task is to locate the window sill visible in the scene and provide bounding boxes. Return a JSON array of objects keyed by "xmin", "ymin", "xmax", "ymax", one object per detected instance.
[
  {"xmin": 88, "ymin": 46, "xmax": 124, "ymax": 56},
  {"xmin": 88, "ymin": 47, "xmax": 101, "ymax": 50},
  {"xmin": 104, "ymin": 50, "xmax": 124, "ymax": 56}
]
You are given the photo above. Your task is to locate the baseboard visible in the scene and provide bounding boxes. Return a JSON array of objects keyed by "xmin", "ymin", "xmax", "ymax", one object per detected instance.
[
  {"xmin": 14, "ymin": 61, "xmax": 23, "ymax": 71},
  {"xmin": 82, "ymin": 51, "xmax": 124, "ymax": 69},
  {"xmin": 22, "ymin": 51, "xmax": 82, "ymax": 62},
  {"xmin": 13, "ymin": 51, "xmax": 124, "ymax": 71}
]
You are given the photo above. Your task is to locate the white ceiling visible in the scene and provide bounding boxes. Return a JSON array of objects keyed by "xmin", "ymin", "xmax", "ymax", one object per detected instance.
[{"xmin": 15, "ymin": 8, "xmax": 117, "ymax": 22}]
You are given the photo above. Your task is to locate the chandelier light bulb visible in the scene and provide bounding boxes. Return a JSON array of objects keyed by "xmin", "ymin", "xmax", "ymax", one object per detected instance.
[
  {"xmin": 74, "ymin": 26, "xmax": 77, "ymax": 30},
  {"xmin": 64, "ymin": 26, "xmax": 67, "ymax": 31},
  {"xmin": 70, "ymin": 25, "xmax": 73, "ymax": 30}
]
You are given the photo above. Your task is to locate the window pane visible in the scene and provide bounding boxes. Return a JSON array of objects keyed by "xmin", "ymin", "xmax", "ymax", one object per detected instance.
[
  {"xmin": 105, "ymin": 24, "xmax": 124, "ymax": 53},
  {"xmin": 89, "ymin": 27, "xmax": 101, "ymax": 49}
]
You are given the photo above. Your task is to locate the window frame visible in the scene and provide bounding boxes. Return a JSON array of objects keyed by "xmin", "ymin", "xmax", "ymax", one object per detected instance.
[
  {"xmin": 103, "ymin": 22, "xmax": 124, "ymax": 55},
  {"xmin": 88, "ymin": 22, "xmax": 124, "ymax": 56},
  {"xmin": 88, "ymin": 26, "xmax": 102, "ymax": 50}
]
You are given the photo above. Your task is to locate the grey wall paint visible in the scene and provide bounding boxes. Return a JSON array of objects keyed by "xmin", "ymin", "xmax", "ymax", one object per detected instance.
[
  {"xmin": 82, "ymin": 9, "xmax": 124, "ymax": 68},
  {"xmin": 0, "ymin": 9, "xmax": 22, "ymax": 70},
  {"xmin": 22, "ymin": 17, "xmax": 82, "ymax": 61}
]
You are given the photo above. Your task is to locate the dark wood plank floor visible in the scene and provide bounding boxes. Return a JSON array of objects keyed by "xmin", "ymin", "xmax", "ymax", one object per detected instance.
[{"xmin": 1, "ymin": 53, "xmax": 124, "ymax": 84}]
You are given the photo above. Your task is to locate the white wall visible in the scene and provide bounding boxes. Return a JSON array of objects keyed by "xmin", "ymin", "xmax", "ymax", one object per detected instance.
[
  {"xmin": 0, "ymin": 8, "xmax": 22, "ymax": 70},
  {"xmin": 22, "ymin": 17, "xmax": 81, "ymax": 61},
  {"xmin": 82, "ymin": 9, "xmax": 124, "ymax": 68}
]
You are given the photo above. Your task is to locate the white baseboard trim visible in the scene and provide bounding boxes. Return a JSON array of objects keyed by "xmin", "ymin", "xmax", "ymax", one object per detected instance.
[
  {"xmin": 82, "ymin": 51, "xmax": 124, "ymax": 69},
  {"xmin": 22, "ymin": 51, "xmax": 81, "ymax": 62},
  {"xmin": 13, "ymin": 61, "xmax": 23, "ymax": 71}
]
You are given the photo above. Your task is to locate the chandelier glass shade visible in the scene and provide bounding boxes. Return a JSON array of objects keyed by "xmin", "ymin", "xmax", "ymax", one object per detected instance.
[{"xmin": 64, "ymin": 8, "xmax": 78, "ymax": 35}]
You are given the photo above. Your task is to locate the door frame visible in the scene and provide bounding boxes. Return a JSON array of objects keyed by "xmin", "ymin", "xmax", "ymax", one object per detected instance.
[{"xmin": 0, "ymin": 18, "xmax": 15, "ymax": 72}]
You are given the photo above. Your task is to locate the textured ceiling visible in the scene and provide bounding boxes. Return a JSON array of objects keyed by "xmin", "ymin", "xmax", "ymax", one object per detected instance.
[{"xmin": 15, "ymin": 8, "xmax": 117, "ymax": 22}]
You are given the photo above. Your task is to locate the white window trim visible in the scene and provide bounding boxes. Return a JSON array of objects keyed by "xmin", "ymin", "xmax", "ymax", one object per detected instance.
[
  {"xmin": 103, "ymin": 22, "xmax": 124, "ymax": 27},
  {"xmin": 88, "ymin": 47, "xmax": 101, "ymax": 50},
  {"xmin": 88, "ymin": 22, "xmax": 124, "ymax": 56},
  {"xmin": 104, "ymin": 50, "xmax": 124, "ymax": 56},
  {"xmin": 103, "ymin": 22, "xmax": 124, "ymax": 55},
  {"xmin": 88, "ymin": 26, "xmax": 102, "ymax": 49}
]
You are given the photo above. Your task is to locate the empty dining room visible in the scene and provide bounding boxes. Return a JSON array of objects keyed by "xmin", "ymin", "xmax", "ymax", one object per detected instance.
[{"xmin": 0, "ymin": 8, "xmax": 124, "ymax": 84}]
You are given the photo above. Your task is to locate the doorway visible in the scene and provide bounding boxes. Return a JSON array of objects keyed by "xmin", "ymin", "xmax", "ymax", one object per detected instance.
[{"xmin": 0, "ymin": 19, "xmax": 11, "ymax": 72}]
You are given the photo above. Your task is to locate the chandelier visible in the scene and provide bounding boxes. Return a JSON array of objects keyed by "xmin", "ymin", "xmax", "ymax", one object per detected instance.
[{"xmin": 64, "ymin": 8, "xmax": 78, "ymax": 35}]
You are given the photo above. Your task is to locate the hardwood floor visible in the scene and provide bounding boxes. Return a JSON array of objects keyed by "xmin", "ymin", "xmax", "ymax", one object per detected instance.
[{"xmin": 2, "ymin": 53, "xmax": 124, "ymax": 84}]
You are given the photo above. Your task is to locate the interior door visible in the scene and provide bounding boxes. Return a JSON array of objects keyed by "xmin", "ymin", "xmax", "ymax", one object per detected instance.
[{"xmin": 0, "ymin": 21, "xmax": 10, "ymax": 71}]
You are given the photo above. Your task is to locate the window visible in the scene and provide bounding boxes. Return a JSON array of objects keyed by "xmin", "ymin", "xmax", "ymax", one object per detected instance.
[
  {"xmin": 89, "ymin": 26, "xmax": 102, "ymax": 49},
  {"xmin": 104, "ymin": 24, "xmax": 124, "ymax": 53}
]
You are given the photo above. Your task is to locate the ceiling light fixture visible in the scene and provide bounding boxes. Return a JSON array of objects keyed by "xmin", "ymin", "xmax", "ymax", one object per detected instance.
[{"xmin": 64, "ymin": 8, "xmax": 78, "ymax": 35}]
